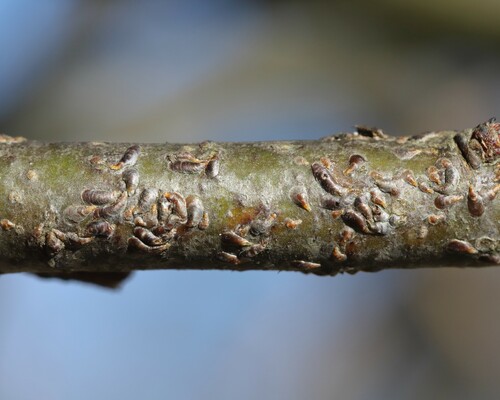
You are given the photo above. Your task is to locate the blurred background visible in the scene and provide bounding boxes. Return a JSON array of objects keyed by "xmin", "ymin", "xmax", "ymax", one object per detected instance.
[{"xmin": 1, "ymin": 1, "xmax": 500, "ymax": 399}]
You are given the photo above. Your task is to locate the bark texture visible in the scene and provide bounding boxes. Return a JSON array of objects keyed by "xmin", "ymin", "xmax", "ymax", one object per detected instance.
[{"xmin": 0, "ymin": 120, "xmax": 499, "ymax": 278}]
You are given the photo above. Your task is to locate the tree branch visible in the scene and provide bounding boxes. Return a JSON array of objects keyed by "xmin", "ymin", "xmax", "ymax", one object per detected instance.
[{"xmin": 0, "ymin": 120, "xmax": 499, "ymax": 282}]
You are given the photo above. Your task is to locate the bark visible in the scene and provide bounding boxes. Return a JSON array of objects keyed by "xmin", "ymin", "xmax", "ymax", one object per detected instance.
[{"xmin": 0, "ymin": 120, "xmax": 499, "ymax": 281}]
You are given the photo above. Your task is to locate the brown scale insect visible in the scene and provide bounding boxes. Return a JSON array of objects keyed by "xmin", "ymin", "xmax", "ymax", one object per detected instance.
[
  {"xmin": 169, "ymin": 153, "xmax": 207, "ymax": 174},
  {"xmin": 63, "ymin": 205, "xmax": 96, "ymax": 224},
  {"xmin": 122, "ymin": 168, "xmax": 139, "ymax": 195},
  {"xmin": 217, "ymin": 251, "xmax": 240, "ymax": 265},
  {"xmin": 311, "ymin": 162, "xmax": 347, "ymax": 196},
  {"xmin": 52, "ymin": 229, "xmax": 93, "ymax": 246},
  {"xmin": 344, "ymin": 154, "xmax": 366, "ymax": 175},
  {"xmin": 370, "ymin": 172, "xmax": 399, "ymax": 195},
  {"xmin": 0, "ymin": 219, "xmax": 15, "ymax": 231},
  {"xmin": 471, "ymin": 117, "xmax": 500, "ymax": 162},
  {"xmin": 133, "ymin": 227, "xmax": 165, "ymax": 246},
  {"xmin": 320, "ymin": 157, "xmax": 332, "ymax": 169},
  {"xmin": 355, "ymin": 125, "xmax": 387, "ymax": 139},
  {"xmin": 338, "ymin": 227, "xmax": 354, "ymax": 245},
  {"xmin": 320, "ymin": 195, "xmax": 342, "ymax": 210},
  {"xmin": 374, "ymin": 179, "xmax": 400, "ymax": 197},
  {"xmin": 81, "ymin": 189, "xmax": 120, "ymax": 205},
  {"xmin": 284, "ymin": 218, "xmax": 302, "ymax": 229},
  {"xmin": 186, "ymin": 195, "xmax": 204, "ymax": 228},
  {"xmin": 151, "ymin": 226, "xmax": 177, "ymax": 243},
  {"xmin": 85, "ymin": 220, "xmax": 114, "ymax": 238},
  {"xmin": 291, "ymin": 260, "xmax": 322, "ymax": 270},
  {"xmin": 484, "ymin": 184, "xmax": 500, "ymax": 201},
  {"xmin": 143, "ymin": 203, "xmax": 159, "ymax": 227},
  {"xmin": 157, "ymin": 196, "xmax": 172, "ymax": 224},
  {"xmin": 138, "ymin": 188, "xmax": 158, "ymax": 212},
  {"xmin": 418, "ymin": 181, "xmax": 434, "ymax": 194},
  {"xmin": 427, "ymin": 166, "xmax": 442, "ymax": 185},
  {"xmin": 447, "ymin": 239, "xmax": 478, "ymax": 255},
  {"xmin": 221, "ymin": 231, "xmax": 253, "ymax": 248},
  {"xmin": 342, "ymin": 210, "xmax": 370, "ymax": 234},
  {"xmin": 26, "ymin": 170, "xmax": 38, "ymax": 181},
  {"xmin": 235, "ymin": 224, "xmax": 251, "ymax": 238},
  {"xmin": 331, "ymin": 246, "xmax": 347, "ymax": 262},
  {"xmin": 134, "ymin": 216, "xmax": 147, "ymax": 227},
  {"xmin": 249, "ymin": 213, "xmax": 276, "ymax": 236},
  {"xmin": 94, "ymin": 191, "xmax": 128, "ymax": 219},
  {"xmin": 427, "ymin": 214, "xmax": 445, "ymax": 225},
  {"xmin": 436, "ymin": 159, "xmax": 460, "ymax": 194},
  {"xmin": 371, "ymin": 204, "xmax": 389, "ymax": 222},
  {"xmin": 331, "ymin": 210, "xmax": 344, "ymax": 219},
  {"xmin": 434, "ymin": 194, "xmax": 463, "ymax": 210},
  {"xmin": 205, "ymin": 155, "xmax": 220, "ymax": 178},
  {"xmin": 368, "ymin": 221, "xmax": 391, "ymax": 236},
  {"xmin": 123, "ymin": 205, "xmax": 135, "ymax": 221},
  {"xmin": 110, "ymin": 145, "xmax": 140, "ymax": 170},
  {"xmin": 467, "ymin": 185, "xmax": 485, "ymax": 217},
  {"xmin": 198, "ymin": 212, "xmax": 210, "ymax": 230},
  {"xmin": 354, "ymin": 196, "xmax": 372, "ymax": 220},
  {"xmin": 128, "ymin": 236, "xmax": 170, "ymax": 253},
  {"xmin": 290, "ymin": 187, "xmax": 311, "ymax": 212},
  {"xmin": 164, "ymin": 192, "xmax": 187, "ymax": 220},
  {"xmin": 45, "ymin": 231, "xmax": 65, "ymax": 256},
  {"xmin": 239, "ymin": 243, "xmax": 266, "ymax": 258},
  {"xmin": 401, "ymin": 170, "xmax": 418, "ymax": 187},
  {"xmin": 151, "ymin": 224, "xmax": 174, "ymax": 236},
  {"xmin": 454, "ymin": 132, "xmax": 481, "ymax": 169},
  {"xmin": 370, "ymin": 189, "xmax": 387, "ymax": 208}
]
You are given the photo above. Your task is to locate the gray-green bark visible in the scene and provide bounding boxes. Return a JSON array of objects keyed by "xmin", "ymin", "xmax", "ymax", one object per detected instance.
[{"xmin": 0, "ymin": 120, "xmax": 499, "ymax": 278}]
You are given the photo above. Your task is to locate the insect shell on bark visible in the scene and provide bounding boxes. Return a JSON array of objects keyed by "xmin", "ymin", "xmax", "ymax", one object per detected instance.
[
  {"xmin": 110, "ymin": 145, "xmax": 140, "ymax": 170},
  {"xmin": 320, "ymin": 195, "xmax": 342, "ymax": 210},
  {"xmin": 198, "ymin": 212, "xmax": 210, "ymax": 230},
  {"xmin": 122, "ymin": 168, "xmax": 139, "ymax": 195},
  {"xmin": 239, "ymin": 243, "xmax": 266, "ymax": 259},
  {"xmin": 290, "ymin": 187, "xmax": 312, "ymax": 212},
  {"xmin": 128, "ymin": 236, "xmax": 170, "ymax": 253},
  {"xmin": 311, "ymin": 162, "xmax": 347, "ymax": 196},
  {"xmin": 81, "ymin": 189, "xmax": 120, "ymax": 205},
  {"xmin": 164, "ymin": 192, "xmax": 187, "ymax": 220},
  {"xmin": 344, "ymin": 154, "xmax": 366, "ymax": 175},
  {"xmin": 447, "ymin": 239, "xmax": 478, "ymax": 254},
  {"xmin": 133, "ymin": 227, "xmax": 165, "ymax": 246},
  {"xmin": 217, "ymin": 251, "xmax": 240, "ymax": 265},
  {"xmin": 157, "ymin": 196, "xmax": 172, "ymax": 224},
  {"xmin": 169, "ymin": 158, "xmax": 207, "ymax": 174},
  {"xmin": 85, "ymin": 220, "xmax": 115, "ymax": 238},
  {"xmin": 185, "ymin": 195, "xmax": 204, "ymax": 228},
  {"xmin": 467, "ymin": 185, "xmax": 485, "ymax": 217},
  {"xmin": 341, "ymin": 209, "xmax": 370, "ymax": 234},
  {"xmin": 434, "ymin": 194, "xmax": 462, "ymax": 209},
  {"xmin": 93, "ymin": 192, "xmax": 128, "ymax": 219},
  {"xmin": 63, "ymin": 205, "xmax": 96, "ymax": 224},
  {"xmin": 205, "ymin": 155, "xmax": 220, "ymax": 178},
  {"xmin": 45, "ymin": 231, "xmax": 65, "ymax": 256},
  {"xmin": 220, "ymin": 231, "xmax": 253, "ymax": 248},
  {"xmin": 138, "ymin": 188, "xmax": 158, "ymax": 211}
]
